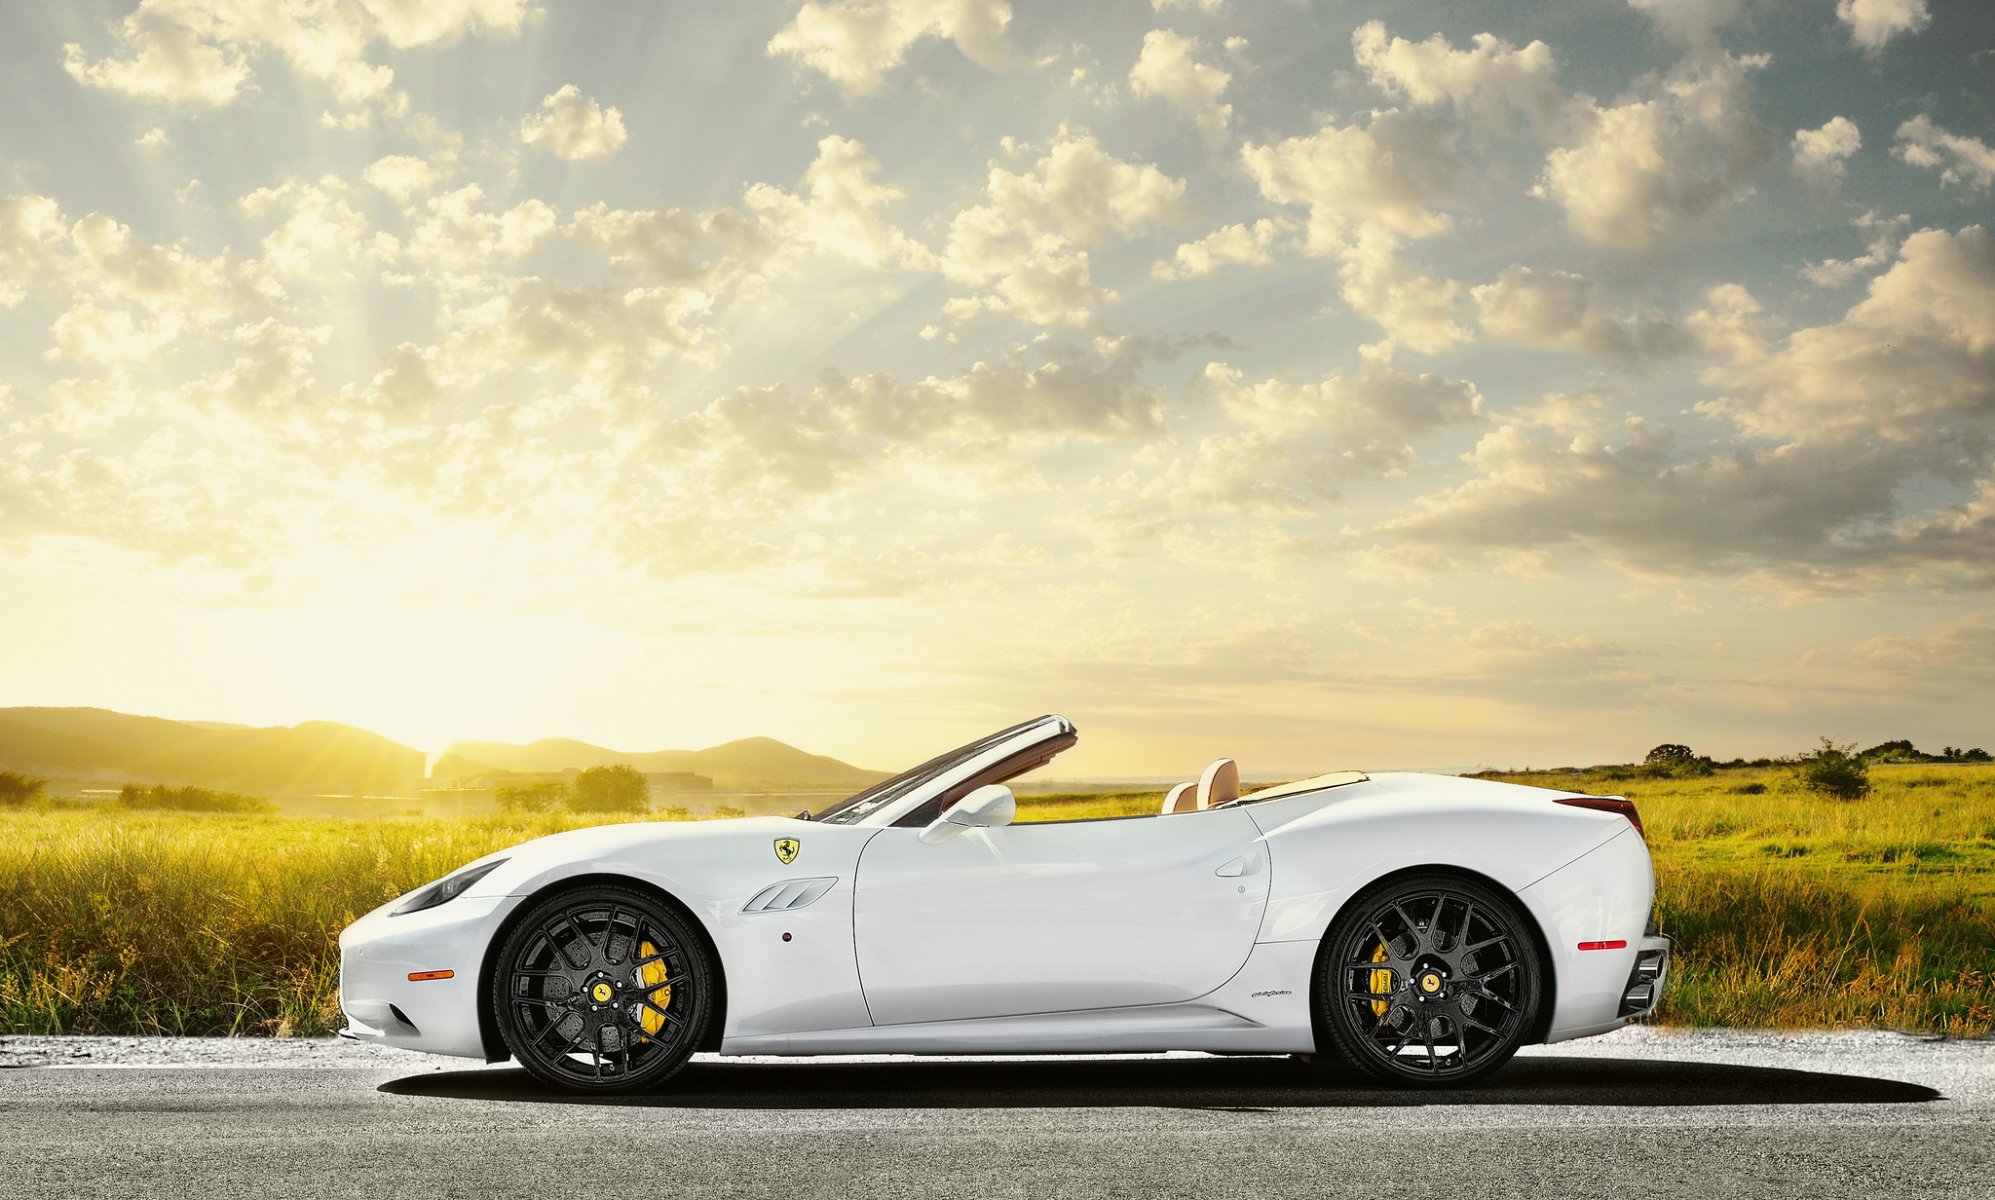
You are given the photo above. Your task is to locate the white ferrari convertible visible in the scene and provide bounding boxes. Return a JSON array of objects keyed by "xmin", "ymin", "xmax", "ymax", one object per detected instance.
[{"xmin": 339, "ymin": 715, "xmax": 1669, "ymax": 1091}]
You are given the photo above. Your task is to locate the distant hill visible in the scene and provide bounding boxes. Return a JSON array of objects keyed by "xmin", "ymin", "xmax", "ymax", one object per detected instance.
[
  {"xmin": 434, "ymin": 734, "xmax": 884, "ymax": 789},
  {"xmin": 0, "ymin": 707, "xmax": 424, "ymax": 797}
]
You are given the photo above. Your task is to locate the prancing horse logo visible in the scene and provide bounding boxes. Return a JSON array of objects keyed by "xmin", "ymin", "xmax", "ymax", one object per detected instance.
[{"xmin": 773, "ymin": 837, "xmax": 800, "ymax": 865}]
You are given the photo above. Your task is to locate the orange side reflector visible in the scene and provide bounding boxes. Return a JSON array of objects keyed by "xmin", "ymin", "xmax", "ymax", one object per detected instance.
[
  {"xmin": 407, "ymin": 969, "xmax": 455, "ymax": 981},
  {"xmin": 1577, "ymin": 940, "xmax": 1628, "ymax": 951}
]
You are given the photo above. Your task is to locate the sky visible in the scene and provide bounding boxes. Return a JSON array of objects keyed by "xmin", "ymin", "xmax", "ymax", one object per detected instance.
[{"xmin": 1, "ymin": 0, "xmax": 1993, "ymax": 777}]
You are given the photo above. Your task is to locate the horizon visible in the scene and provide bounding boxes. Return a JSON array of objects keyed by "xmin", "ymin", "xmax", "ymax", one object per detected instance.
[
  {"xmin": 4, "ymin": 3, "xmax": 1993, "ymax": 777},
  {"xmin": 2, "ymin": 700, "xmax": 1977, "ymax": 782}
]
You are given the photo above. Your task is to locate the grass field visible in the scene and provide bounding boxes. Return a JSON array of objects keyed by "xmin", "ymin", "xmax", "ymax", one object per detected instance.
[{"xmin": 2, "ymin": 764, "xmax": 1991, "ymax": 1038}]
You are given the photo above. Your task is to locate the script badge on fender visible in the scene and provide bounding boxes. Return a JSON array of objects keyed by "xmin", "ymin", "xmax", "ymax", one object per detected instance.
[{"xmin": 773, "ymin": 837, "xmax": 800, "ymax": 865}]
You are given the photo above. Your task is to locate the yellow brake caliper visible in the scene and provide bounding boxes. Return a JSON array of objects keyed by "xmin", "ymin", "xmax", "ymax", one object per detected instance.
[
  {"xmin": 1369, "ymin": 941, "xmax": 1393, "ymax": 1018},
  {"xmin": 636, "ymin": 940, "xmax": 672, "ymax": 1038}
]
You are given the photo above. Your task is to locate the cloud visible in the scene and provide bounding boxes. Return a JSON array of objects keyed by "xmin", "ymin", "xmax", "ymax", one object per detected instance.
[
  {"xmin": 357, "ymin": 0, "xmax": 535, "ymax": 48},
  {"xmin": 237, "ymin": 178, "xmax": 374, "ymax": 281},
  {"xmin": 1361, "ymin": 225, "xmax": 1995, "ymax": 588},
  {"xmin": 1207, "ymin": 361, "xmax": 1481, "ymax": 453},
  {"xmin": 1837, "ymin": 0, "xmax": 1930, "ymax": 53},
  {"xmin": 1894, "ymin": 115, "xmax": 1995, "ymax": 190},
  {"xmin": 1714, "ymin": 225, "xmax": 1995, "ymax": 446},
  {"xmin": 68, "ymin": 211, "xmax": 247, "ymax": 323},
  {"xmin": 520, "ymin": 85, "xmax": 628, "ymax": 160},
  {"xmin": 0, "ymin": 195, "xmax": 69, "ymax": 307},
  {"xmin": 569, "ymin": 202, "xmax": 771, "ymax": 291},
  {"xmin": 1855, "ymin": 613, "xmax": 1995, "ymax": 682},
  {"xmin": 184, "ymin": 318, "xmax": 331, "ymax": 418},
  {"xmin": 767, "ymin": 0, "xmax": 1012, "ymax": 95},
  {"xmin": 1151, "ymin": 218, "xmax": 1285, "ymax": 280},
  {"xmin": 62, "ymin": 6, "xmax": 254, "ymax": 107},
  {"xmin": 1351, "ymin": 21, "xmax": 1562, "ymax": 130},
  {"xmin": 1799, "ymin": 210, "xmax": 1907, "ymax": 288},
  {"xmin": 743, "ymin": 135, "xmax": 932, "ymax": 269},
  {"xmin": 363, "ymin": 155, "xmax": 439, "ymax": 200},
  {"xmin": 1150, "ymin": 0, "xmax": 1225, "ymax": 11},
  {"xmin": 1472, "ymin": 265, "xmax": 1691, "ymax": 364},
  {"xmin": 1535, "ymin": 54, "xmax": 1775, "ymax": 250},
  {"xmin": 1792, "ymin": 116, "xmax": 1861, "ymax": 188},
  {"xmin": 59, "ymin": 0, "xmax": 536, "ymax": 115},
  {"xmin": 942, "ymin": 129, "xmax": 1187, "ymax": 326},
  {"xmin": 1079, "ymin": 361, "xmax": 1481, "ymax": 548},
  {"xmin": 1335, "ymin": 230, "xmax": 1471, "ymax": 360},
  {"xmin": 1128, "ymin": 29, "xmax": 1232, "ymax": 143},
  {"xmin": 0, "ymin": 432, "xmax": 282, "ymax": 567},
  {"xmin": 1242, "ymin": 107, "xmax": 1459, "ymax": 249},
  {"xmin": 1625, "ymin": 0, "xmax": 1746, "ymax": 46},
  {"xmin": 1243, "ymin": 104, "xmax": 1478, "ymax": 358},
  {"xmin": 499, "ymin": 280, "xmax": 718, "ymax": 381},
  {"xmin": 396, "ymin": 185, "xmax": 559, "ymax": 284}
]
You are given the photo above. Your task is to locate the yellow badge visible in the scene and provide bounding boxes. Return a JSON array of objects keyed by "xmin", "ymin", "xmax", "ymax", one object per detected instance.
[
  {"xmin": 591, "ymin": 982, "xmax": 613, "ymax": 1003},
  {"xmin": 774, "ymin": 837, "xmax": 800, "ymax": 865}
]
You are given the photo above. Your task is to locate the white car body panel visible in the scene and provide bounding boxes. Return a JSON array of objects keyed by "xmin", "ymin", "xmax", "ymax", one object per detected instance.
[
  {"xmin": 338, "ymin": 714, "xmax": 1669, "ymax": 1067},
  {"xmin": 852, "ymin": 808, "xmax": 1269, "ymax": 1025}
]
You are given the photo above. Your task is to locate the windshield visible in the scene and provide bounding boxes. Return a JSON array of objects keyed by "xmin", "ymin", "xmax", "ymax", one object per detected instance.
[{"xmin": 813, "ymin": 716, "xmax": 1063, "ymax": 825}]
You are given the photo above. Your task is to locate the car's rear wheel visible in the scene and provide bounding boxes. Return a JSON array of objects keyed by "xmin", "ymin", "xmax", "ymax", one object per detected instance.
[
  {"xmin": 1314, "ymin": 872, "xmax": 1541, "ymax": 1087},
  {"xmin": 492, "ymin": 884, "xmax": 713, "ymax": 1093}
]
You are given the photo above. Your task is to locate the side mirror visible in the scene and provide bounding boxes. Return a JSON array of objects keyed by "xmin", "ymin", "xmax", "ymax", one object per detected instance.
[{"xmin": 918, "ymin": 784, "xmax": 1017, "ymax": 844}]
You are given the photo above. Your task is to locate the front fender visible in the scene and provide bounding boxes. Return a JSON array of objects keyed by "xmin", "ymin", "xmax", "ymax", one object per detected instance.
[{"xmin": 462, "ymin": 817, "xmax": 882, "ymax": 1040}]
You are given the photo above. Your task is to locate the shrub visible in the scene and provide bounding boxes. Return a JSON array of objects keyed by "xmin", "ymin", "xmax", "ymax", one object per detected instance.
[
  {"xmin": 1644, "ymin": 743, "xmax": 1713, "ymax": 778},
  {"xmin": 1791, "ymin": 738, "xmax": 1871, "ymax": 802},
  {"xmin": 568, "ymin": 764, "xmax": 648, "ymax": 814},
  {"xmin": 1732, "ymin": 782, "xmax": 1768, "ymax": 796},
  {"xmin": 0, "ymin": 771, "xmax": 47, "ymax": 807},
  {"xmin": 116, "ymin": 783, "xmax": 276, "ymax": 814},
  {"xmin": 495, "ymin": 781, "xmax": 568, "ymax": 815}
]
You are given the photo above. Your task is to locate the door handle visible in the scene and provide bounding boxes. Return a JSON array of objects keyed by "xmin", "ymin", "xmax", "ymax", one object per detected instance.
[{"xmin": 1215, "ymin": 848, "xmax": 1264, "ymax": 877}]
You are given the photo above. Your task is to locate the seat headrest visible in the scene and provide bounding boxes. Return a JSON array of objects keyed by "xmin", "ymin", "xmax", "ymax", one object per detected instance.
[
  {"xmin": 1161, "ymin": 781, "xmax": 1197, "ymax": 814},
  {"xmin": 1197, "ymin": 758, "xmax": 1240, "ymax": 809}
]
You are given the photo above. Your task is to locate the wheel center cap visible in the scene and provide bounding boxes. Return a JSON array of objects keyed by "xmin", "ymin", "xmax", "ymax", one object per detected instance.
[
  {"xmin": 1419, "ymin": 972, "xmax": 1443, "ymax": 995},
  {"xmin": 591, "ymin": 981, "xmax": 615, "ymax": 1003}
]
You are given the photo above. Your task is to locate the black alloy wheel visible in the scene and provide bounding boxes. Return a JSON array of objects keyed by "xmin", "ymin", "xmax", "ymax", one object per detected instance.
[
  {"xmin": 1315, "ymin": 872, "xmax": 1541, "ymax": 1087},
  {"xmin": 492, "ymin": 884, "xmax": 713, "ymax": 1093}
]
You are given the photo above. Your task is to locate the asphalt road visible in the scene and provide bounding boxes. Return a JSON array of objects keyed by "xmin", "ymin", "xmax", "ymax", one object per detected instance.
[{"xmin": 2, "ymin": 1029, "xmax": 1990, "ymax": 1199}]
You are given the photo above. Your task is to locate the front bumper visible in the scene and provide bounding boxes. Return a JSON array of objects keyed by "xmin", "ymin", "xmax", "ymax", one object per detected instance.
[{"xmin": 337, "ymin": 893, "xmax": 519, "ymax": 1059}]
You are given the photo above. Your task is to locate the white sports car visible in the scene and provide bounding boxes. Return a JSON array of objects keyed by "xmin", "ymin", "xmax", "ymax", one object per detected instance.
[{"xmin": 339, "ymin": 714, "xmax": 1669, "ymax": 1091}]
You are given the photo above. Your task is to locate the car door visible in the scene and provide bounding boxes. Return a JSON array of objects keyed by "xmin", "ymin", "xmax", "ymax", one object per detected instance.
[{"xmin": 851, "ymin": 808, "xmax": 1271, "ymax": 1026}]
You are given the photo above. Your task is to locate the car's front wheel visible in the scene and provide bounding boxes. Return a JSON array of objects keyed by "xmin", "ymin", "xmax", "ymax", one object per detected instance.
[
  {"xmin": 492, "ymin": 884, "xmax": 714, "ymax": 1093},
  {"xmin": 1314, "ymin": 872, "xmax": 1542, "ymax": 1087}
]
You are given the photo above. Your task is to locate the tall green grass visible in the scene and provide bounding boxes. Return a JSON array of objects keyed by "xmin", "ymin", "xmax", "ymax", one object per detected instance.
[{"xmin": 1, "ymin": 765, "xmax": 1990, "ymax": 1037}]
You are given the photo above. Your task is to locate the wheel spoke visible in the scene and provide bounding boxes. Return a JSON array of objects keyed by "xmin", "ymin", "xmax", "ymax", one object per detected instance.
[{"xmin": 1459, "ymin": 1012, "xmax": 1501, "ymax": 1037}]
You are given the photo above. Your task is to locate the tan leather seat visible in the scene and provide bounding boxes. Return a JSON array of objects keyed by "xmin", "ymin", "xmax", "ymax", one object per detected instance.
[
  {"xmin": 1161, "ymin": 781, "xmax": 1198, "ymax": 814},
  {"xmin": 1197, "ymin": 758, "xmax": 1240, "ymax": 809}
]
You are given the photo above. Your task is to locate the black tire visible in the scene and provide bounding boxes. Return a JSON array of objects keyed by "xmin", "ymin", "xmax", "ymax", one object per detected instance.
[
  {"xmin": 491, "ymin": 884, "xmax": 714, "ymax": 1093},
  {"xmin": 1313, "ymin": 872, "xmax": 1542, "ymax": 1087}
]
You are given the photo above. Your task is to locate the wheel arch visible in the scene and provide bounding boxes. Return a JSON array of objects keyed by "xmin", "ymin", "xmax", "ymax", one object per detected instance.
[
  {"xmin": 474, "ymin": 872, "xmax": 730, "ymax": 1062},
  {"xmin": 1306, "ymin": 863, "xmax": 1559, "ymax": 1051}
]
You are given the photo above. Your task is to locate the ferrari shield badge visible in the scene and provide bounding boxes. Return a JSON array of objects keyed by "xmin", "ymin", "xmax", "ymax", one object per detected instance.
[{"xmin": 774, "ymin": 837, "xmax": 800, "ymax": 865}]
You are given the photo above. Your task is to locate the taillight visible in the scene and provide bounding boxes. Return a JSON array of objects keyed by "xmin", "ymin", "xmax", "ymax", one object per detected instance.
[{"xmin": 1555, "ymin": 795, "xmax": 1643, "ymax": 837}]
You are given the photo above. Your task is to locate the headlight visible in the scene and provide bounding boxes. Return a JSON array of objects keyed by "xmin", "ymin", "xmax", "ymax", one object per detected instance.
[{"xmin": 392, "ymin": 859, "xmax": 508, "ymax": 916}]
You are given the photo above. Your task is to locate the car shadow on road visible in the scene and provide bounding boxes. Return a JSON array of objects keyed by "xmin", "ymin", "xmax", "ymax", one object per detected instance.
[{"xmin": 379, "ymin": 1054, "xmax": 1939, "ymax": 1108}]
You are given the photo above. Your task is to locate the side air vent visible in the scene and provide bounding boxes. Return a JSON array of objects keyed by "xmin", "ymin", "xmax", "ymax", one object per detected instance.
[{"xmin": 742, "ymin": 877, "xmax": 839, "ymax": 914}]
